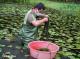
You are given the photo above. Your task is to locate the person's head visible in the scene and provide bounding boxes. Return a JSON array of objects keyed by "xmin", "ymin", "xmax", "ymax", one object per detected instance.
[{"xmin": 32, "ymin": 3, "xmax": 45, "ymax": 13}]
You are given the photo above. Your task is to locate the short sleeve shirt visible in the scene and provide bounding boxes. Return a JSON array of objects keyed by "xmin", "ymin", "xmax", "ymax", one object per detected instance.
[{"xmin": 19, "ymin": 10, "xmax": 38, "ymax": 40}]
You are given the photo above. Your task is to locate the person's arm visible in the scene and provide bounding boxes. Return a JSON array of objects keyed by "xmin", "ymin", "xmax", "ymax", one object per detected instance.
[
  {"xmin": 27, "ymin": 14, "xmax": 48, "ymax": 26},
  {"xmin": 31, "ymin": 17, "xmax": 48, "ymax": 26}
]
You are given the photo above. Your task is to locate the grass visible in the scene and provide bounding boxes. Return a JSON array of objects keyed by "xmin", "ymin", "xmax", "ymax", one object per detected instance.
[{"xmin": 29, "ymin": 0, "xmax": 80, "ymax": 13}]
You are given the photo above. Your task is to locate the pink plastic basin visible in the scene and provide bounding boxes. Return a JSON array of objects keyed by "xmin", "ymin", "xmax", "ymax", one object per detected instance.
[{"xmin": 28, "ymin": 41, "xmax": 59, "ymax": 59}]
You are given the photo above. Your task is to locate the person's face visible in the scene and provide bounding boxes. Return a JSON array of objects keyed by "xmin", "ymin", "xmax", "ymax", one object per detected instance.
[
  {"xmin": 38, "ymin": 9, "xmax": 43, "ymax": 13},
  {"xmin": 33, "ymin": 8, "xmax": 43, "ymax": 13}
]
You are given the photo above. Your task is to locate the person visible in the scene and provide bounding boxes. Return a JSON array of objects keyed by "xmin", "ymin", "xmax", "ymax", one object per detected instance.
[{"xmin": 19, "ymin": 3, "xmax": 48, "ymax": 52}]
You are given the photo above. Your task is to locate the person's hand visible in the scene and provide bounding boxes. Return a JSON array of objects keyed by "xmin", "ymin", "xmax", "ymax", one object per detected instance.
[{"xmin": 43, "ymin": 18, "xmax": 48, "ymax": 22}]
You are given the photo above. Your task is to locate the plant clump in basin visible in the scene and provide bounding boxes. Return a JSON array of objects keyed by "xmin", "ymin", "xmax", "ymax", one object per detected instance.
[{"xmin": 36, "ymin": 48, "xmax": 49, "ymax": 51}]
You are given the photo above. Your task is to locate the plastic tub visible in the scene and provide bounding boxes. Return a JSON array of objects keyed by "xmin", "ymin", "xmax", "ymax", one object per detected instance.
[{"xmin": 28, "ymin": 41, "xmax": 59, "ymax": 59}]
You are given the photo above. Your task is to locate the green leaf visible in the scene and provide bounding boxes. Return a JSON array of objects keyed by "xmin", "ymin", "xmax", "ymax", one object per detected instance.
[{"xmin": 68, "ymin": 56, "xmax": 75, "ymax": 59}]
